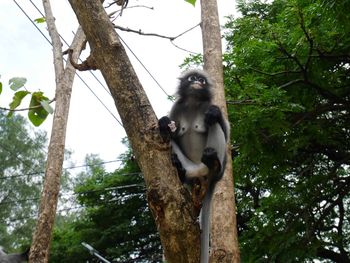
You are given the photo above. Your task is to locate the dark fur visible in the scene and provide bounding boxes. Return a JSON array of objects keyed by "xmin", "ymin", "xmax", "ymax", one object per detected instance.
[{"xmin": 158, "ymin": 69, "xmax": 229, "ymax": 263}]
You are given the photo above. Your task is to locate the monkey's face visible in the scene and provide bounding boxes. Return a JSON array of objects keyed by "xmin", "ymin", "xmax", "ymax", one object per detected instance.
[
  {"xmin": 177, "ymin": 70, "xmax": 212, "ymax": 101},
  {"xmin": 180, "ymin": 73, "xmax": 209, "ymax": 92},
  {"xmin": 187, "ymin": 74, "xmax": 207, "ymax": 89}
]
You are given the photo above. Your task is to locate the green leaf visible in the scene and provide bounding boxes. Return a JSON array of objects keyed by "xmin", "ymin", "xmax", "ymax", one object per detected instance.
[
  {"xmin": 9, "ymin": 77, "xmax": 27, "ymax": 91},
  {"xmin": 7, "ymin": 90, "xmax": 31, "ymax": 117},
  {"xmin": 185, "ymin": 0, "xmax": 196, "ymax": 6},
  {"xmin": 34, "ymin": 17, "xmax": 46, "ymax": 23},
  {"xmin": 40, "ymin": 99, "xmax": 54, "ymax": 114},
  {"xmin": 28, "ymin": 92, "xmax": 49, "ymax": 126},
  {"xmin": 0, "ymin": 82, "xmax": 2, "ymax": 95}
]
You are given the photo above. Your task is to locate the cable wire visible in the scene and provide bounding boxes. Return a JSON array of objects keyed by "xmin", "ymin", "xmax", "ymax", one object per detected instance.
[{"xmin": 13, "ymin": 0, "xmax": 123, "ymax": 127}]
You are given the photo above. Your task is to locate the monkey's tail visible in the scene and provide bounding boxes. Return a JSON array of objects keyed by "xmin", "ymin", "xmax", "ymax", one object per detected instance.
[{"xmin": 200, "ymin": 181, "xmax": 216, "ymax": 263}]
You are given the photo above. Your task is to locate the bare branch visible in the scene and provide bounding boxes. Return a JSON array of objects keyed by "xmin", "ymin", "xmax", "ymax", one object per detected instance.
[
  {"xmin": 115, "ymin": 25, "xmax": 175, "ymax": 40},
  {"xmin": 115, "ymin": 23, "xmax": 201, "ymax": 54}
]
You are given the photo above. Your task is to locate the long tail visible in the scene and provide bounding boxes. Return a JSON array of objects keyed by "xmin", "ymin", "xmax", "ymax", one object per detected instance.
[{"xmin": 200, "ymin": 182, "xmax": 215, "ymax": 263}]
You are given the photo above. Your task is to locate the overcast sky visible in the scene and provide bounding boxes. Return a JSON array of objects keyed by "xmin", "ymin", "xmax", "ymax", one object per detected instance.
[{"xmin": 0, "ymin": 0, "xmax": 237, "ymax": 172}]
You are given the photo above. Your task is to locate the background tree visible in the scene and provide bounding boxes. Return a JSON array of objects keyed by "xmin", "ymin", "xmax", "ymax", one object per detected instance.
[
  {"xmin": 200, "ymin": 0, "xmax": 239, "ymax": 261},
  {"xmin": 223, "ymin": 0, "xmax": 350, "ymax": 262},
  {"xmin": 0, "ymin": 111, "xmax": 46, "ymax": 250},
  {"xmin": 29, "ymin": 0, "xmax": 86, "ymax": 260},
  {"xmin": 50, "ymin": 143, "xmax": 162, "ymax": 262}
]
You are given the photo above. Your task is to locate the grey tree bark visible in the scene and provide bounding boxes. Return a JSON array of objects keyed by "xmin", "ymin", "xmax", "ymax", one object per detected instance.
[
  {"xmin": 29, "ymin": 1, "xmax": 86, "ymax": 262},
  {"xmin": 68, "ymin": 0, "xmax": 201, "ymax": 262},
  {"xmin": 200, "ymin": 0, "xmax": 240, "ymax": 262}
]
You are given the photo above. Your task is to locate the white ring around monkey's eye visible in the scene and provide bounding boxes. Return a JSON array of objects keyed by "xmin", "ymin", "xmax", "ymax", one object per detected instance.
[{"xmin": 188, "ymin": 75, "xmax": 196, "ymax": 82}]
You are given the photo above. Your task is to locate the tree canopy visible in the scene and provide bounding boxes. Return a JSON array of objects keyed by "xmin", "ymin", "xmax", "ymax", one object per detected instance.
[
  {"xmin": 224, "ymin": 0, "xmax": 350, "ymax": 262},
  {"xmin": 50, "ymin": 144, "xmax": 162, "ymax": 262},
  {"xmin": 0, "ymin": 111, "xmax": 47, "ymax": 251}
]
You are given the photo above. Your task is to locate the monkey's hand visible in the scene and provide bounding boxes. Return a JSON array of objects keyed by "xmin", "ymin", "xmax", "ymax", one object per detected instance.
[
  {"xmin": 171, "ymin": 153, "xmax": 186, "ymax": 183},
  {"xmin": 201, "ymin": 147, "xmax": 221, "ymax": 174},
  {"xmin": 204, "ymin": 105, "xmax": 223, "ymax": 127},
  {"xmin": 158, "ymin": 116, "xmax": 173, "ymax": 141}
]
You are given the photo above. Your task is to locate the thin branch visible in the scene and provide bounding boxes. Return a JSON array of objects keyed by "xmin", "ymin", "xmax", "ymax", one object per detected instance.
[
  {"xmin": 272, "ymin": 32, "xmax": 306, "ymax": 74},
  {"xmin": 109, "ymin": 4, "xmax": 154, "ymax": 21},
  {"xmin": 0, "ymin": 98, "xmax": 56, "ymax": 112},
  {"xmin": 278, "ymin": 79, "xmax": 304, "ymax": 89},
  {"xmin": 226, "ymin": 99, "xmax": 255, "ymax": 105},
  {"xmin": 298, "ymin": 8, "xmax": 314, "ymax": 72},
  {"xmin": 115, "ymin": 23, "xmax": 201, "ymax": 54},
  {"xmin": 170, "ymin": 41, "xmax": 199, "ymax": 55},
  {"xmin": 173, "ymin": 22, "xmax": 201, "ymax": 39},
  {"xmin": 115, "ymin": 25, "xmax": 175, "ymax": 40},
  {"xmin": 249, "ymin": 67, "xmax": 301, "ymax": 76}
]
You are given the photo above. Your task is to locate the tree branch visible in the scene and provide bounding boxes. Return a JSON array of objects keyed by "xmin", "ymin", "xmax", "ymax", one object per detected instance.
[
  {"xmin": 249, "ymin": 67, "xmax": 301, "ymax": 76},
  {"xmin": 298, "ymin": 8, "xmax": 314, "ymax": 72},
  {"xmin": 115, "ymin": 25, "xmax": 175, "ymax": 40},
  {"xmin": 0, "ymin": 98, "xmax": 55, "ymax": 112},
  {"xmin": 115, "ymin": 23, "xmax": 201, "ymax": 54},
  {"xmin": 67, "ymin": 1, "xmax": 201, "ymax": 262},
  {"xmin": 28, "ymin": 0, "xmax": 86, "ymax": 256}
]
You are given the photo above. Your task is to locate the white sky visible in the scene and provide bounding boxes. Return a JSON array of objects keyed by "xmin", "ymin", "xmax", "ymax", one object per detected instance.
[{"xmin": 0, "ymin": 0, "xmax": 237, "ymax": 172}]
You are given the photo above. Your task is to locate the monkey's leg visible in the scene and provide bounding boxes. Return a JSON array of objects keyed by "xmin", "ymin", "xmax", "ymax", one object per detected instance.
[
  {"xmin": 171, "ymin": 141, "xmax": 209, "ymax": 179},
  {"xmin": 203, "ymin": 123, "xmax": 227, "ymax": 178}
]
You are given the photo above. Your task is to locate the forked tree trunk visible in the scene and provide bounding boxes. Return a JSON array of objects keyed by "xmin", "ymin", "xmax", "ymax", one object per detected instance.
[
  {"xmin": 68, "ymin": 0, "xmax": 201, "ymax": 262},
  {"xmin": 200, "ymin": 0, "xmax": 240, "ymax": 262},
  {"xmin": 29, "ymin": 1, "xmax": 86, "ymax": 262}
]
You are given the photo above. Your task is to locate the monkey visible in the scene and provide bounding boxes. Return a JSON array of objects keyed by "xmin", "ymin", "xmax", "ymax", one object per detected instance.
[
  {"xmin": 158, "ymin": 69, "xmax": 229, "ymax": 263},
  {"xmin": 0, "ymin": 247, "xmax": 29, "ymax": 263}
]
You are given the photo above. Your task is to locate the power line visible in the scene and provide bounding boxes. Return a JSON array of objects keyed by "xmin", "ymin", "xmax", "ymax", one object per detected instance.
[
  {"xmin": 118, "ymin": 34, "xmax": 171, "ymax": 98},
  {"xmin": 13, "ymin": 0, "xmax": 51, "ymax": 44},
  {"xmin": 13, "ymin": 0, "xmax": 124, "ymax": 127},
  {"xmin": 0, "ymin": 181, "xmax": 145, "ymax": 206},
  {"xmin": 25, "ymin": 0, "xmax": 171, "ymax": 123},
  {"xmin": 0, "ymin": 182, "xmax": 146, "ymax": 224},
  {"xmin": 27, "ymin": 0, "xmax": 113, "ymax": 98},
  {"xmin": 0, "ymin": 159, "xmax": 125, "ymax": 180}
]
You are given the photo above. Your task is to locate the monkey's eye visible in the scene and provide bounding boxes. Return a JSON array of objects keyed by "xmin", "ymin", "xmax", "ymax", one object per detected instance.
[
  {"xmin": 188, "ymin": 75, "xmax": 196, "ymax": 82},
  {"xmin": 198, "ymin": 77, "xmax": 206, "ymax": 84}
]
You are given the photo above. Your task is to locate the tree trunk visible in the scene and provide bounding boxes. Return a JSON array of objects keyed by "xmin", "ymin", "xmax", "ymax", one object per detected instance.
[
  {"xmin": 29, "ymin": 1, "xmax": 86, "ymax": 262},
  {"xmin": 200, "ymin": 0, "xmax": 240, "ymax": 262},
  {"xmin": 67, "ymin": 1, "xmax": 201, "ymax": 262}
]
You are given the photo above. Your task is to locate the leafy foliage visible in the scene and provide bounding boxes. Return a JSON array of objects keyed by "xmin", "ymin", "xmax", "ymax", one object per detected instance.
[
  {"xmin": 0, "ymin": 111, "xmax": 47, "ymax": 251},
  {"xmin": 9, "ymin": 77, "xmax": 27, "ymax": 91},
  {"xmin": 0, "ymin": 76, "xmax": 53, "ymax": 126},
  {"xmin": 50, "ymin": 146, "xmax": 162, "ymax": 262},
  {"xmin": 28, "ymin": 92, "xmax": 52, "ymax": 126},
  {"xmin": 223, "ymin": 0, "xmax": 350, "ymax": 262},
  {"xmin": 34, "ymin": 17, "xmax": 46, "ymax": 24}
]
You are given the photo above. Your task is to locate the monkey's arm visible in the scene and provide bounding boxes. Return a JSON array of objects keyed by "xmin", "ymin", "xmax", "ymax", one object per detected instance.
[{"xmin": 204, "ymin": 105, "xmax": 229, "ymax": 140}]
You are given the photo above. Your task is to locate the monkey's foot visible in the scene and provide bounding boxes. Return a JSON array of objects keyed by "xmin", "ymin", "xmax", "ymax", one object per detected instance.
[{"xmin": 201, "ymin": 147, "xmax": 221, "ymax": 172}]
